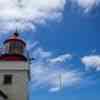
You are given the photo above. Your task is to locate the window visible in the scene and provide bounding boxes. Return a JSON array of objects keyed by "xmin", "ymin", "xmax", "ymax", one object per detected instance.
[{"xmin": 3, "ymin": 75, "xmax": 12, "ymax": 85}]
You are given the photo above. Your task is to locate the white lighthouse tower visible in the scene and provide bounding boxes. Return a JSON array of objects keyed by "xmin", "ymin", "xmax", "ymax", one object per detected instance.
[{"xmin": 0, "ymin": 32, "xmax": 30, "ymax": 100}]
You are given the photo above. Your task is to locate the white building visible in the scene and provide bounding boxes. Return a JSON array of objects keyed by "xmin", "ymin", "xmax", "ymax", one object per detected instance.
[{"xmin": 0, "ymin": 32, "xmax": 30, "ymax": 100}]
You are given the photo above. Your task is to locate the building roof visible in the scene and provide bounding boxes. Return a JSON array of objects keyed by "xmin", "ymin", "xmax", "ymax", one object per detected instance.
[{"xmin": 3, "ymin": 32, "xmax": 26, "ymax": 46}]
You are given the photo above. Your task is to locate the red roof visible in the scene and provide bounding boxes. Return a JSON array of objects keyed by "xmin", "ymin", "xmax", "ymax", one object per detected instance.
[{"xmin": 3, "ymin": 32, "xmax": 26, "ymax": 46}]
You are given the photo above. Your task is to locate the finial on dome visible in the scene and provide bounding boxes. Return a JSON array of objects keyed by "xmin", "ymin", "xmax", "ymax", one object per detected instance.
[{"xmin": 14, "ymin": 30, "xmax": 19, "ymax": 37}]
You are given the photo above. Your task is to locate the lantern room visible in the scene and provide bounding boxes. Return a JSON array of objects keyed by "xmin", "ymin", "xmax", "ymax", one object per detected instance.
[{"xmin": 0, "ymin": 32, "xmax": 27, "ymax": 61}]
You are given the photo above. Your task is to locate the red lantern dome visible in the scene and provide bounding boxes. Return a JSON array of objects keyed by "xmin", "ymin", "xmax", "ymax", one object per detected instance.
[{"xmin": 0, "ymin": 32, "xmax": 27, "ymax": 61}]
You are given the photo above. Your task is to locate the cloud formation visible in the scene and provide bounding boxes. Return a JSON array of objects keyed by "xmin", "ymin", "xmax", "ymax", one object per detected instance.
[
  {"xmin": 31, "ymin": 47, "xmax": 82, "ymax": 92},
  {"xmin": 71, "ymin": 0, "xmax": 100, "ymax": 12},
  {"xmin": 0, "ymin": 0, "xmax": 66, "ymax": 33},
  {"xmin": 49, "ymin": 54, "xmax": 72, "ymax": 64},
  {"xmin": 0, "ymin": 0, "xmax": 100, "ymax": 33},
  {"xmin": 81, "ymin": 55, "xmax": 100, "ymax": 71}
]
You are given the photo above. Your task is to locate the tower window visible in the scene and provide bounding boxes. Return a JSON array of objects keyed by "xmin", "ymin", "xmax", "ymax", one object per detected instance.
[{"xmin": 3, "ymin": 75, "xmax": 13, "ymax": 85}]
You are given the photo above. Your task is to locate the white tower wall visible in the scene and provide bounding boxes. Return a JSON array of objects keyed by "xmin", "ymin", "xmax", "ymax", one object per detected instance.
[{"xmin": 0, "ymin": 61, "xmax": 29, "ymax": 100}]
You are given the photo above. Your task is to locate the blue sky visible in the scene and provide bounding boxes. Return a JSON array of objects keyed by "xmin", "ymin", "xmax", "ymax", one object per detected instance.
[
  {"xmin": 29, "ymin": 1, "xmax": 100, "ymax": 100},
  {"xmin": 0, "ymin": 0, "xmax": 100, "ymax": 100}
]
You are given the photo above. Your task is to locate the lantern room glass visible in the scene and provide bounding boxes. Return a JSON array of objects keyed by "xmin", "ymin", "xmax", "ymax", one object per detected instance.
[{"xmin": 4, "ymin": 41, "xmax": 25, "ymax": 55}]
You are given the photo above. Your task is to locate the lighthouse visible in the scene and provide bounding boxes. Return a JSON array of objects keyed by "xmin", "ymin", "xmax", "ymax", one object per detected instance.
[{"xmin": 0, "ymin": 32, "xmax": 30, "ymax": 100}]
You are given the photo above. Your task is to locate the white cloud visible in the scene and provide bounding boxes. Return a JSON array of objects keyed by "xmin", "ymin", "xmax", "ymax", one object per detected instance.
[
  {"xmin": 31, "ymin": 47, "xmax": 82, "ymax": 92},
  {"xmin": 71, "ymin": 0, "xmax": 100, "ymax": 12},
  {"xmin": 81, "ymin": 55, "xmax": 100, "ymax": 71},
  {"xmin": 0, "ymin": 0, "xmax": 99, "ymax": 34},
  {"xmin": 0, "ymin": 0, "xmax": 66, "ymax": 33},
  {"xmin": 49, "ymin": 87, "xmax": 60, "ymax": 92},
  {"xmin": 31, "ymin": 63, "xmax": 81, "ymax": 92},
  {"xmin": 0, "ymin": 0, "xmax": 99, "ymax": 33},
  {"xmin": 49, "ymin": 54, "xmax": 72, "ymax": 64},
  {"xmin": 27, "ymin": 41, "xmax": 39, "ymax": 51},
  {"xmin": 32, "ymin": 47, "xmax": 52, "ymax": 60}
]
